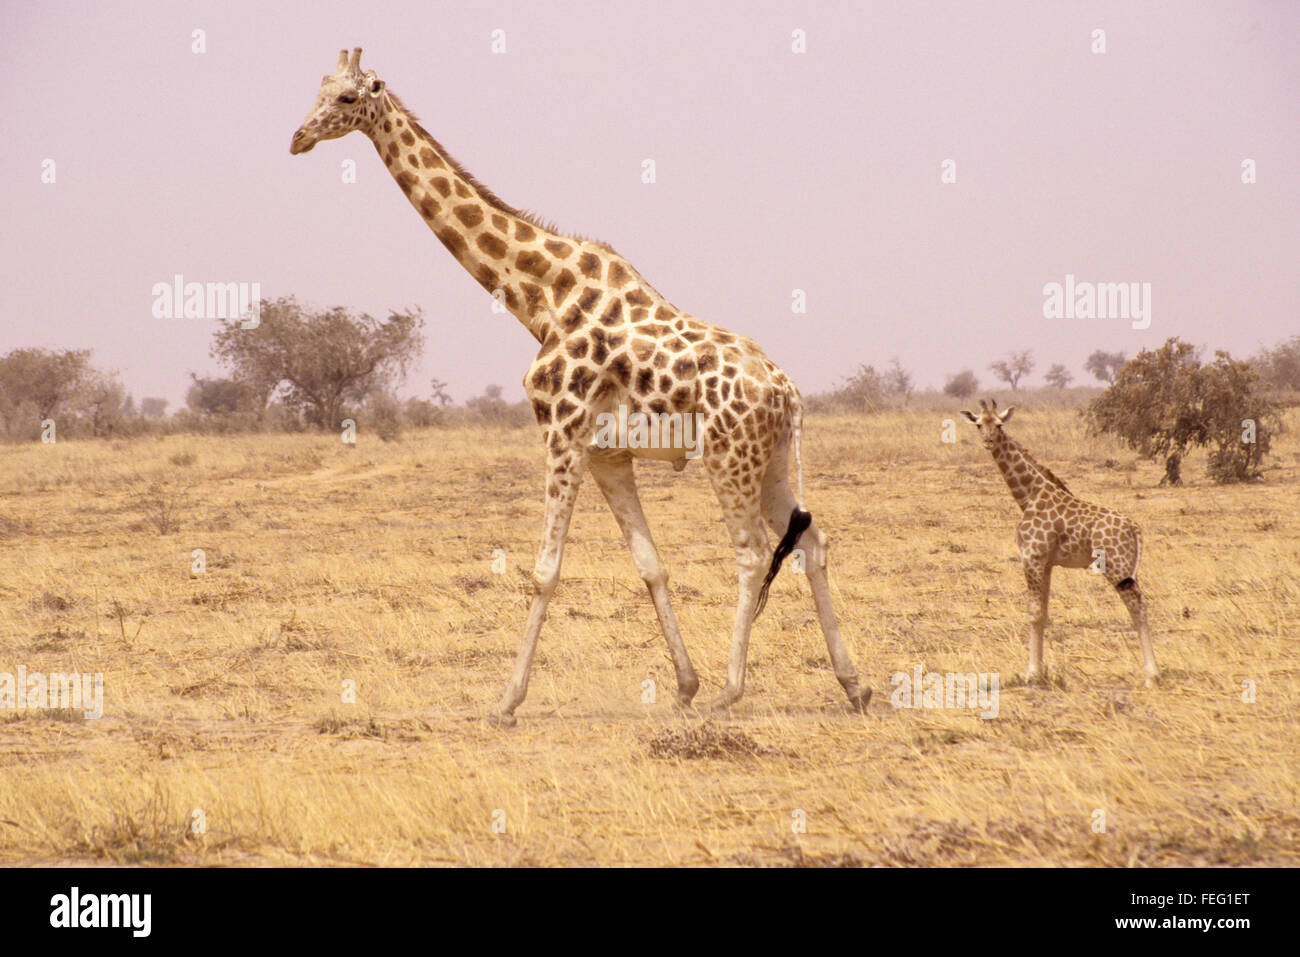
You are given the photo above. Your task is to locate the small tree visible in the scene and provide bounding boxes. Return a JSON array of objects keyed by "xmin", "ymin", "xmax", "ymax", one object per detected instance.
[
  {"xmin": 1044, "ymin": 364, "xmax": 1074, "ymax": 389},
  {"xmin": 72, "ymin": 369, "xmax": 128, "ymax": 437},
  {"xmin": 1088, "ymin": 338, "xmax": 1279, "ymax": 485},
  {"xmin": 404, "ymin": 377, "xmax": 456, "ymax": 427},
  {"xmin": 0, "ymin": 347, "xmax": 92, "ymax": 421},
  {"xmin": 430, "ymin": 378, "xmax": 454, "ymax": 409},
  {"xmin": 211, "ymin": 297, "xmax": 424, "ymax": 429},
  {"xmin": 467, "ymin": 384, "xmax": 510, "ymax": 423},
  {"xmin": 943, "ymin": 370, "xmax": 979, "ymax": 399},
  {"xmin": 140, "ymin": 397, "xmax": 169, "ymax": 418},
  {"xmin": 1084, "ymin": 349, "xmax": 1127, "ymax": 385},
  {"xmin": 1254, "ymin": 335, "xmax": 1300, "ymax": 392},
  {"xmin": 187, "ymin": 375, "xmax": 255, "ymax": 415},
  {"xmin": 833, "ymin": 364, "xmax": 888, "ymax": 412},
  {"xmin": 886, "ymin": 358, "xmax": 914, "ymax": 405},
  {"xmin": 365, "ymin": 392, "xmax": 403, "ymax": 442},
  {"xmin": 402, "ymin": 397, "xmax": 437, "ymax": 427},
  {"xmin": 1201, "ymin": 351, "xmax": 1278, "ymax": 483},
  {"xmin": 989, "ymin": 350, "xmax": 1034, "ymax": 391}
]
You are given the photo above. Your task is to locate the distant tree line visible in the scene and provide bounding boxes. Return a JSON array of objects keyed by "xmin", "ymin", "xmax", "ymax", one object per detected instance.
[
  {"xmin": 2, "ymin": 302, "xmax": 1297, "ymax": 460},
  {"xmin": 807, "ymin": 358, "xmax": 914, "ymax": 413},
  {"xmin": 0, "ymin": 348, "xmax": 146, "ymax": 440},
  {"xmin": 0, "ymin": 299, "xmax": 547, "ymax": 442},
  {"xmin": 804, "ymin": 335, "xmax": 1296, "ymax": 485}
]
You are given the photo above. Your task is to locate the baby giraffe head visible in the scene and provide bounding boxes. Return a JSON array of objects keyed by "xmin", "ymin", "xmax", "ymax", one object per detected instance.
[
  {"xmin": 290, "ymin": 48, "xmax": 387, "ymax": 155},
  {"xmin": 960, "ymin": 398, "xmax": 1014, "ymax": 449}
]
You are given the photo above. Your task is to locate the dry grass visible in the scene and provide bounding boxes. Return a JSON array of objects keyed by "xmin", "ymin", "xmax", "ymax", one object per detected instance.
[{"xmin": 0, "ymin": 405, "xmax": 1296, "ymax": 866}]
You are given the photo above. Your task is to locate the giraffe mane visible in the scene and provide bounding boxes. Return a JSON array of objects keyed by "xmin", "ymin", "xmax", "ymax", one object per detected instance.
[
  {"xmin": 385, "ymin": 91, "xmax": 616, "ymax": 251},
  {"xmin": 1005, "ymin": 433, "xmax": 1072, "ymax": 494}
]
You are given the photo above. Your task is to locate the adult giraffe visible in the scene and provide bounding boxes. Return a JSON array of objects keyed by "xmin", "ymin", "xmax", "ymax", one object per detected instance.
[{"xmin": 290, "ymin": 49, "xmax": 871, "ymax": 725}]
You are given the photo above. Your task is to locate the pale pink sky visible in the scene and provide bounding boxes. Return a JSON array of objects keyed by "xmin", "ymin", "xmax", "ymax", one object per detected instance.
[{"xmin": 2, "ymin": 1, "xmax": 1297, "ymax": 407}]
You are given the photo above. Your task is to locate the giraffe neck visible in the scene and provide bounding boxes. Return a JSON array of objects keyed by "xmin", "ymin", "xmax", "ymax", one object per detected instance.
[
  {"xmin": 368, "ymin": 93, "xmax": 582, "ymax": 344},
  {"xmin": 991, "ymin": 431, "xmax": 1059, "ymax": 511}
]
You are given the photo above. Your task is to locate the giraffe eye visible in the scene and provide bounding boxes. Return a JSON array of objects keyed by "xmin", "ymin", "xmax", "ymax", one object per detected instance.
[{"xmin": 338, "ymin": 94, "xmax": 358, "ymax": 104}]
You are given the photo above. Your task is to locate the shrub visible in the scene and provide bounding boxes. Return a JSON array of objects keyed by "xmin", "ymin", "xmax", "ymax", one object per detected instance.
[
  {"xmin": 1088, "ymin": 338, "xmax": 1280, "ymax": 485},
  {"xmin": 943, "ymin": 370, "xmax": 979, "ymax": 399}
]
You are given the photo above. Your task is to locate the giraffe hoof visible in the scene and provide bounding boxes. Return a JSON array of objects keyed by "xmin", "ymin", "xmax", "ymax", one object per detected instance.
[
  {"xmin": 848, "ymin": 688, "xmax": 872, "ymax": 712},
  {"xmin": 676, "ymin": 678, "xmax": 700, "ymax": 709},
  {"xmin": 708, "ymin": 691, "xmax": 740, "ymax": 712},
  {"xmin": 486, "ymin": 711, "xmax": 518, "ymax": 729}
]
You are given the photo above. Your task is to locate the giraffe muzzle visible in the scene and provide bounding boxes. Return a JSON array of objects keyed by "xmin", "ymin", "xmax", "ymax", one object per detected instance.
[{"xmin": 289, "ymin": 129, "xmax": 315, "ymax": 155}]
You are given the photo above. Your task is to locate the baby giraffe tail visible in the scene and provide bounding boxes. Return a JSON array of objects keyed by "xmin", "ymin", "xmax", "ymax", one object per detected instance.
[{"xmin": 754, "ymin": 391, "xmax": 811, "ymax": 620}]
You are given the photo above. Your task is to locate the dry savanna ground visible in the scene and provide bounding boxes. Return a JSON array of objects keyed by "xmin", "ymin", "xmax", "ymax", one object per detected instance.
[{"xmin": 0, "ymin": 406, "xmax": 1297, "ymax": 866}]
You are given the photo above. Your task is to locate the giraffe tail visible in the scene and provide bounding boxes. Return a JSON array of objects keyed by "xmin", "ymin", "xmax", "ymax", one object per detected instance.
[
  {"xmin": 755, "ymin": 507, "xmax": 811, "ymax": 620},
  {"xmin": 754, "ymin": 388, "xmax": 812, "ymax": 620}
]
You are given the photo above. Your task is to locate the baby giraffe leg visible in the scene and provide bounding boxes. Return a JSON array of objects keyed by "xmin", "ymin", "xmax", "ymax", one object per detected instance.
[
  {"xmin": 1023, "ymin": 561, "xmax": 1052, "ymax": 684},
  {"xmin": 1115, "ymin": 578, "xmax": 1159, "ymax": 686}
]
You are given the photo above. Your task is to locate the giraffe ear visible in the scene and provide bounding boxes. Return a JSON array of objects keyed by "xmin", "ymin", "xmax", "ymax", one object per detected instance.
[
  {"xmin": 959, "ymin": 410, "xmax": 978, "ymax": 424},
  {"xmin": 366, "ymin": 74, "xmax": 384, "ymax": 97},
  {"xmin": 997, "ymin": 406, "xmax": 1015, "ymax": 424}
]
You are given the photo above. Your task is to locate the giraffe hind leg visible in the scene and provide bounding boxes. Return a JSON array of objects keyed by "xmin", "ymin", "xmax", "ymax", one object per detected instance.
[
  {"xmin": 698, "ymin": 442, "xmax": 772, "ymax": 712},
  {"xmin": 708, "ymin": 507, "xmax": 768, "ymax": 711},
  {"xmin": 1100, "ymin": 531, "xmax": 1159, "ymax": 685},
  {"xmin": 1115, "ymin": 577, "xmax": 1159, "ymax": 685},
  {"xmin": 588, "ymin": 454, "xmax": 699, "ymax": 707},
  {"xmin": 759, "ymin": 467, "xmax": 870, "ymax": 710}
]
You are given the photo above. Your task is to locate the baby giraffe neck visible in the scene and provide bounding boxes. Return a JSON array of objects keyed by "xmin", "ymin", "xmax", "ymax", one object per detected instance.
[{"xmin": 992, "ymin": 432, "xmax": 1044, "ymax": 511}]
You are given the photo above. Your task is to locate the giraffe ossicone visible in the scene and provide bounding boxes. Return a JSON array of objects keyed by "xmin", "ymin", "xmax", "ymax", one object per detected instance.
[
  {"xmin": 960, "ymin": 398, "xmax": 1160, "ymax": 686},
  {"xmin": 290, "ymin": 48, "xmax": 873, "ymax": 724}
]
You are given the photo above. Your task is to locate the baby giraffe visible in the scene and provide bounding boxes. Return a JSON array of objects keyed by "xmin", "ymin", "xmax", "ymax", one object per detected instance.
[{"xmin": 960, "ymin": 400, "xmax": 1159, "ymax": 686}]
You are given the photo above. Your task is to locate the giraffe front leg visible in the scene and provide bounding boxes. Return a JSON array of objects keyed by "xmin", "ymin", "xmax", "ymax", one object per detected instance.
[
  {"xmin": 490, "ymin": 443, "xmax": 585, "ymax": 727},
  {"xmin": 1116, "ymin": 578, "xmax": 1159, "ymax": 687},
  {"xmin": 1024, "ymin": 561, "xmax": 1051, "ymax": 685}
]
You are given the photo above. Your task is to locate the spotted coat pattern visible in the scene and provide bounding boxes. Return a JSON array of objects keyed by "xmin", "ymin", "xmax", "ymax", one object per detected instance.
[
  {"xmin": 961, "ymin": 400, "xmax": 1159, "ymax": 685},
  {"xmin": 291, "ymin": 49, "xmax": 872, "ymax": 722}
]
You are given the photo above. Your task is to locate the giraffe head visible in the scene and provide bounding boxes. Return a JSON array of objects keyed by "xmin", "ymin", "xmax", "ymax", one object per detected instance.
[
  {"xmin": 960, "ymin": 398, "xmax": 1015, "ymax": 449},
  {"xmin": 289, "ymin": 48, "xmax": 387, "ymax": 155}
]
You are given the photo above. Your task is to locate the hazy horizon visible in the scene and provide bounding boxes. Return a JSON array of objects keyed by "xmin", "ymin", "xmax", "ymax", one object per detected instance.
[{"xmin": 3, "ymin": 1, "xmax": 1297, "ymax": 409}]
